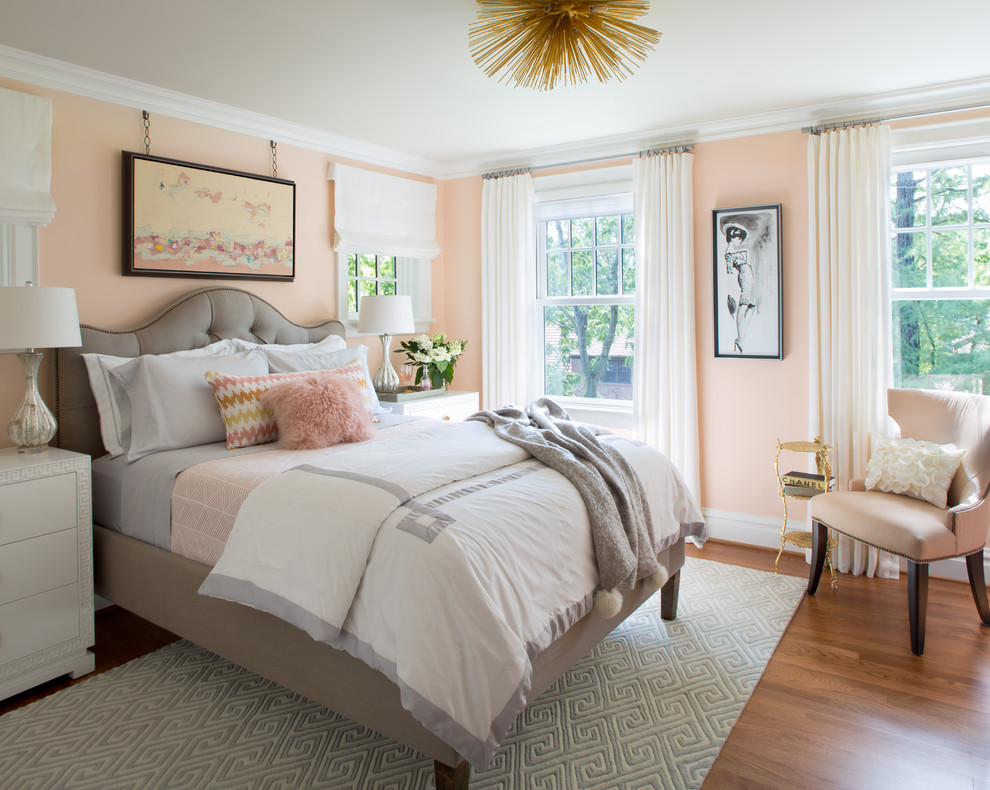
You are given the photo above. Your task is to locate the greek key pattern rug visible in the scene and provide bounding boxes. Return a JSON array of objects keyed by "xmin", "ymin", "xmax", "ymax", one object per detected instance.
[{"xmin": 0, "ymin": 558, "xmax": 805, "ymax": 790}]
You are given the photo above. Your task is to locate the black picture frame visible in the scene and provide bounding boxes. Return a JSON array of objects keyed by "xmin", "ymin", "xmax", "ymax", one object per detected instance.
[
  {"xmin": 713, "ymin": 203, "xmax": 782, "ymax": 359},
  {"xmin": 122, "ymin": 151, "xmax": 295, "ymax": 281}
]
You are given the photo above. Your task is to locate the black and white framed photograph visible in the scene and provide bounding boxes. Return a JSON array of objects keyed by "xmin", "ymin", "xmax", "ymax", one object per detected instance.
[{"xmin": 713, "ymin": 204, "xmax": 782, "ymax": 359}]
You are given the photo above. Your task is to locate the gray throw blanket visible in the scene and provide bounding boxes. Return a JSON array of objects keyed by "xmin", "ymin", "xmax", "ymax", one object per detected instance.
[{"xmin": 468, "ymin": 399, "xmax": 662, "ymax": 613}]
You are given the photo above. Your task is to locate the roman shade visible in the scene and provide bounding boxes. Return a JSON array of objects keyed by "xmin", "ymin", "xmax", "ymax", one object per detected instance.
[
  {"xmin": 328, "ymin": 163, "xmax": 440, "ymax": 259},
  {"xmin": 0, "ymin": 87, "xmax": 56, "ymax": 226}
]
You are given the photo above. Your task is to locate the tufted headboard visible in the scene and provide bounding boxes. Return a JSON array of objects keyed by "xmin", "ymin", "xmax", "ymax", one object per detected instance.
[{"xmin": 52, "ymin": 286, "xmax": 346, "ymax": 457}]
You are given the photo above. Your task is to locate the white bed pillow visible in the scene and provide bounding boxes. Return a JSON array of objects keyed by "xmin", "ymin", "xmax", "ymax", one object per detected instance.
[
  {"xmin": 865, "ymin": 436, "xmax": 965, "ymax": 508},
  {"xmin": 82, "ymin": 339, "xmax": 237, "ymax": 458},
  {"xmin": 108, "ymin": 348, "xmax": 268, "ymax": 462},
  {"xmin": 230, "ymin": 334, "xmax": 347, "ymax": 354},
  {"xmin": 265, "ymin": 343, "xmax": 386, "ymax": 415}
]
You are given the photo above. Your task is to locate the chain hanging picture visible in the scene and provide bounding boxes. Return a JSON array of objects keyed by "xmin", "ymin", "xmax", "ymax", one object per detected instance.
[{"xmin": 121, "ymin": 151, "xmax": 295, "ymax": 281}]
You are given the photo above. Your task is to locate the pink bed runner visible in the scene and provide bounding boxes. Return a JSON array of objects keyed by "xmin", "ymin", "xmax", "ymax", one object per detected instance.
[{"xmin": 170, "ymin": 420, "xmax": 428, "ymax": 566}]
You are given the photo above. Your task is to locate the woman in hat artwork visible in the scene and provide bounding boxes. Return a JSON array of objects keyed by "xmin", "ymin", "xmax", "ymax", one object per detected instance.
[{"xmin": 724, "ymin": 223, "xmax": 756, "ymax": 354}]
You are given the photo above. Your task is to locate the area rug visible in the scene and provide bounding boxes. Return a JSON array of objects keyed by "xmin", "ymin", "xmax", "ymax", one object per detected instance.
[{"xmin": 0, "ymin": 558, "xmax": 805, "ymax": 790}]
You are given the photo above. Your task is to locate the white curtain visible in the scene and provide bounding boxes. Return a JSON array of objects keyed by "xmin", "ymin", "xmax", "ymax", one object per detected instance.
[
  {"xmin": 480, "ymin": 173, "xmax": 535, "ymax": 410},
  {"xmin": 808, "ymin": 125, "xmax": 899, "ymax": 579},
  {"xmin": 632, "ymin": 152, "xmax": 700, "ymax": 500}
]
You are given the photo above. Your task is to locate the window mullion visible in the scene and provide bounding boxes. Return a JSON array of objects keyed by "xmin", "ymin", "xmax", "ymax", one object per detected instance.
[
  {"xmin": 968, "ymin": 163, "xmax": 975, "ymax": 287},
  {"xmin": 926, "ymin": 169, "xmax": 934, "ymax": 290}
]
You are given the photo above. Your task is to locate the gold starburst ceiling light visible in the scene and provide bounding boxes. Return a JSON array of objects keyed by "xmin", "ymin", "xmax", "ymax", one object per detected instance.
[{"xmin": 469, "ymin": 1, "xmax": 661, "ymax": 91}]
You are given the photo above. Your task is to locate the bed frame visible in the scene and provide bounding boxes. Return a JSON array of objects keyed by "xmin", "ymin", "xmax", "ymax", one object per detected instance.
[{"xmin": 52, "ymin": 286, "xmax": 685, "ymax": 790}]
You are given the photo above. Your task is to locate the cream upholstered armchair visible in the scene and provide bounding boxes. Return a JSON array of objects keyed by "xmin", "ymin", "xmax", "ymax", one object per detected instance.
[{"xmin": 807, "ymin": 388, "xmax": 990, "ymax": 655}]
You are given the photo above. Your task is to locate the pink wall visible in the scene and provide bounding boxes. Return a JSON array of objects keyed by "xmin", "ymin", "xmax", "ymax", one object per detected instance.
[
  {"xmin": 695, "ymin": 131, "xmax": 810, "ymax": 516},
  {"xmin": 437, "ymin": 177, "xmax": 483, "ymax": 393}
]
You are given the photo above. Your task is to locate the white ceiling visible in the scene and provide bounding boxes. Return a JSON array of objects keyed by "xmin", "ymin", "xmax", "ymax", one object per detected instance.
[{"xmin": 2, "ymin": 0, "xmax": 989, "ymax": 177}]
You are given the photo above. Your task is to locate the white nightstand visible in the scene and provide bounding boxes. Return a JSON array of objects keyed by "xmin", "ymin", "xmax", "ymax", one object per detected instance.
[
  {"xmin": 0, "ymin": 447, "xmax": 94, "ymax": 701},
  {"xmin": 386, "ymin": 390, "xmax": 480, "ymax": 421}
]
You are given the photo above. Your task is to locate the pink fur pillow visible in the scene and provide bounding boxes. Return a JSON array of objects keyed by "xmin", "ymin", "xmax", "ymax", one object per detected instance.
[{"xmin": 257, "ymin": 372, "xmax": 374, "ymax": 450}]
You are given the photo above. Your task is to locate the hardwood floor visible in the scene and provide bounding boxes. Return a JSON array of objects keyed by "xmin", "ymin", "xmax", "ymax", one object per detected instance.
[
  {"xmin": 692, "ymin": 541, "xmax": 990, "ymax": 790},
  {"xmin": 2, "ymin": 540, "xmax": 988, "ymax": 788}
]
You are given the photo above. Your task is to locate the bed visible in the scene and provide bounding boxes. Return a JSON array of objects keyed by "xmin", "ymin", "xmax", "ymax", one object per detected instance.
[{"xmin": 51, "ymin": 286, "xmax": 705, "ymax": 790}]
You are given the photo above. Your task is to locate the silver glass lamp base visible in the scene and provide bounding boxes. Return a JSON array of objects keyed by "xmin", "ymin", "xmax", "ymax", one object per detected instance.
[
  {"xmin": 8, "ymin": 351, "xmax": 56, "ymax": 453},
  {"xmin": 372, "ymin": 333, "xmax": 401, "ymax": 394}
]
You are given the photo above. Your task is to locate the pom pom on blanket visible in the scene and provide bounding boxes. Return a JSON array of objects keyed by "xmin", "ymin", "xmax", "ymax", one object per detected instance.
[
  {"xmin": 645, "ymin": 566, "xmax": 669, "ymax": 590},
  {"xmin": 594, "ymin": 588, "xmax": 623, "ymax": 618}
]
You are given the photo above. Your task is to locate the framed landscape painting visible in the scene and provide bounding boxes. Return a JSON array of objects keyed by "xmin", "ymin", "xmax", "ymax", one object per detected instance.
[
  {"xmin": 712, "ymin": 204, "xmax": 782, "ymax": 359},
  {"xmin": 122, "ymin": 151, "xmax": 295, "ymax": 281}
]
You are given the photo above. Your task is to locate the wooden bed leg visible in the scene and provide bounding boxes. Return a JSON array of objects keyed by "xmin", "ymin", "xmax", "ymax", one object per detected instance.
[
  {"xmin": 434, "ymin": 758, "xmax": 471, "ymax": 790},
  {"xmin": 660, "ymin": 570, "xmax": 680, "ymax": 620}
]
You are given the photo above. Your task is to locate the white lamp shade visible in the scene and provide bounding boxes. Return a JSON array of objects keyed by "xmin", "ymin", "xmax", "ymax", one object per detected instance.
[
  {"xmin": 357, "ymin": 294, "xmax": 415, "ymax": 335},
  {"xmin": 0, "ymin": 286, "xmax": 82, "ymax": 352}
]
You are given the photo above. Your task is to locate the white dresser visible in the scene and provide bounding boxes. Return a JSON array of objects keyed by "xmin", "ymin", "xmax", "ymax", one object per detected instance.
[
  {"xmin": 385, "ymin": 390, "xmax": 480, "ymax": 421},
  {"xmin": 0, "ymin": 447, "xmax": 94, "ymax": 701}
]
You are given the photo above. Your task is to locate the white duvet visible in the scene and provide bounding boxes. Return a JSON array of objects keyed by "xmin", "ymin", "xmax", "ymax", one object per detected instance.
[{"xmin": 199, "ymin": 419, "xmax": 705, "ymax": 769}]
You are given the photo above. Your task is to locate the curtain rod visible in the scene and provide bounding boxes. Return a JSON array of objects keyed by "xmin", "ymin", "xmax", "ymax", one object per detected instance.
[
  {"xmin": 482, "ymin": 144, "xmax": 695, "ymax": 180},
  {"xmin": 802, "ymin": 99, "xmax": 990, "ymax": 135}
]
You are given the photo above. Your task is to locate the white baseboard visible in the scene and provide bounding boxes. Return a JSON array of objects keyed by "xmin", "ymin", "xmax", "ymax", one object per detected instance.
[{"xmin": 700, "ymin": 507, "xmax": 986, "ymax": 584}]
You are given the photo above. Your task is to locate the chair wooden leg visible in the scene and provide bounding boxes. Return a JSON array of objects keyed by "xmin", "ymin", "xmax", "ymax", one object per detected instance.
[
  {"xmin": 908, "ymin": 561, "xmax": 929, "ymax": 656},
  {"xmin": 807, "ymin": 520, "xmax": 828, "ymax": 595},
  {"xmin": 965, "ymin": 550, "xmax": 990, "ymax": 626}
]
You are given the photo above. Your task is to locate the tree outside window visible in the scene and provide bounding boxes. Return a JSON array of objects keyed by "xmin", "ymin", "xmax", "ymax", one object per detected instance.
[
  {"xmin": 537, "ymin": 197, "xmax": 635, "ymax": 402},
  {"xmin": 891, "ymin": 161, "xmax": 990, "ymax": 393},
  {"xmin": 346, "ymin": 253, "xmax": 397, "ymax": 313}
]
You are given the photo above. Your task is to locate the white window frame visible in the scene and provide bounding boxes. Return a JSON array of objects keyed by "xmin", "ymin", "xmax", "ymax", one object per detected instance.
[
  {"xmin": 888, "ymin": 152, "xmax": 990, "ymax": 392},
  {"xmin": 533, "ymin": 186, "xmax": 636, "ymax": 423},
  {"xmin": 337, "ymin": 253, "xmax": 432, "ymax": 335},
  {"xmin": 1, "ymin": 224, "xmax": 40, "ymax": 286}
]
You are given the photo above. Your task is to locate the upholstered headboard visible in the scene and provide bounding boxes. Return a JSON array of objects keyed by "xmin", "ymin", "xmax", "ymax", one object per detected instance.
[{"xmin": 52, "ymin": 286, "xmax": 346, "ymax": 457}]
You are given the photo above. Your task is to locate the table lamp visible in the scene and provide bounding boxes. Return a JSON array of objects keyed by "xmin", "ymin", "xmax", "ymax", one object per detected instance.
[
  {"xmin": 0, "ymin": 283, "xmax": 82, "ymax": 452},
  {"xmin": 357, "ymin": 294, "xmax": 414, "ymax": 394}
]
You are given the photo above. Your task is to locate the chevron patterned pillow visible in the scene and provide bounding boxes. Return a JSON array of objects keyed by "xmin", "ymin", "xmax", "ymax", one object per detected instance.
[{"xmin": 206, "ymin": 369, "xmax": 315, "ymax": 448}]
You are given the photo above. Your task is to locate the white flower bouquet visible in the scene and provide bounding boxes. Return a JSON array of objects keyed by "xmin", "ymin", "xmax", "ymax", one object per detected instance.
[{"xmin": 395, "ymin": 332, "xmax": 467, "ymax": 390}]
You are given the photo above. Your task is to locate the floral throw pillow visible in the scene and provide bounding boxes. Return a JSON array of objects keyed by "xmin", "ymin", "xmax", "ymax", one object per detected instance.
[{"xmin": 864, "ymin": 436, "xmax": 965, "ymax": 509}]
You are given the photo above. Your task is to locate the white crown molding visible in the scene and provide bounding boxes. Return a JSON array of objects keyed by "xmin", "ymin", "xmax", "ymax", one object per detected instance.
[
  {"xmin": 444, "ymin": 75, "xmax": 990, "ymax": 179},
  {"xmin": 1, "ymin": 44, "xmax": 988, "ymax": 181},
  {"xmin": 0, "ymin": 45, "xmax": 444, "ymax": 178}
]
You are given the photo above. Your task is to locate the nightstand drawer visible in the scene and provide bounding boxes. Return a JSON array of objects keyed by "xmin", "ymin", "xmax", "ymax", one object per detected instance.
[
  {"xmin": 0, "ymin": 529, "xmax": 78, "ymax": 606},
  {"xmin": 0, "ymin": 583, "xmax": 81, "ymax": 666},
  {"xmin": 0, "ymin": 473, "xmax": 77, "ymax": 545},
  {"xmin": 399, "ymin": 392, "xmax": 479, "ymax": 421}
]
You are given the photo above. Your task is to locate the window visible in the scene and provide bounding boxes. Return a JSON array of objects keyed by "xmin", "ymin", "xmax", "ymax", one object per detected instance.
[
  {"xmin": 330, "ymin": 163, "xmax": 438, "ymax": 332},
  {"xmin": 536, "ymin": 194, "xmax": 635, "ymax": 404},
  {"xmin": 339, "ymin": 253, "xmax": 431, "ymax": 329},
  {"xmin": 345, "ymin": 253, "xmax": 397, "ymax": 313},
  {"xmin": 890, "ymin": 160, "xmax": 990, "ymax": 393}
]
